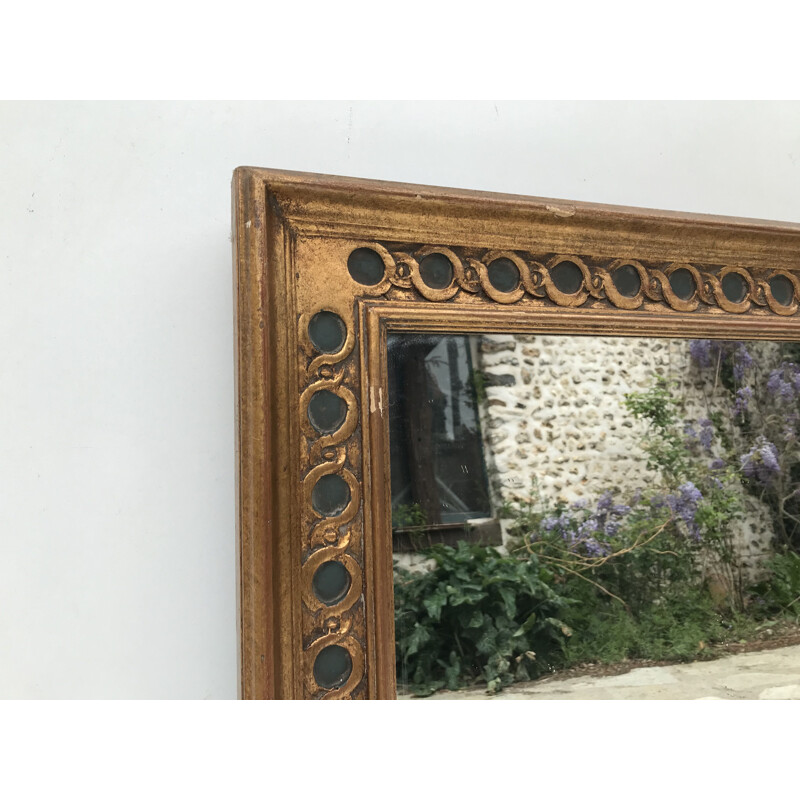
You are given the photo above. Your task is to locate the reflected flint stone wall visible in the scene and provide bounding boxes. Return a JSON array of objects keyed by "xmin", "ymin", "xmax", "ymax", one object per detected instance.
[{"xmin": 477, "ymin": 334, "xmax": 778, "ymax": 579}]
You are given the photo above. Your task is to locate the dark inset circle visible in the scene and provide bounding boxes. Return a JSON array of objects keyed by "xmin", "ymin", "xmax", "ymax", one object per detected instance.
[
  {"xmin": 669, "ymin": 268, "xmax": 696, "ymax": 301},
  {"xmin": 611, "ymin": 264, "xmax": 642, "ymax": 298},
  {"xmin": 312, "ymin": 561, "xmax": 352, "ymax": 606},
  {"xmin": 313, "ymin": 644, "xmax": 353, "ymax": 689},
  {"xmin": 419, "ymin": 253, "xmax": 454, "ymax": 289},
  {"xmin": 347, "ymin": 247, "xmax": 385, "ymax": 286},
  {"xmin": 769, "ymin": 274, "xmax": 794, "ymax": 306},
  {"xmin": 311, "ymin": 473, "xmax": 351, "ymax": 517},
  {"xmin": 487, "ymin": 257, "xmax": 520, "ymax": 293},
  {"xmin": 308, "ymin": 311, "xmax": 346, "ymax": 353},
  {"xmin": 307, "ymin": 390, "xmax": 347, "ymax": 434},
  {"xmin": 721, "ymin": 272, "xmax": 748, "ymax": 304},
  {"xmin": 550, "ymin": 261, "xmax": 584, "ymax": 295}
]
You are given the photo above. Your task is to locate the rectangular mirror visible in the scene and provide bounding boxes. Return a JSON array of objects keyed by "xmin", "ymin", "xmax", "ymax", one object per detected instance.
[
  {"xmin": 232, "ymin": 168, "xmax": 800, "ymax": 699},
  {"xmin": 391, "ymin": 332, "xmax": 800, "ymax": 699}
]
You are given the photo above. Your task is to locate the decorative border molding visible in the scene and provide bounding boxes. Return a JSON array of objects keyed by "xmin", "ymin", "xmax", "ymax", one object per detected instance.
[
  {"xmin": 367, "ymin": 244, "xmax": 800, "ymax": 316},
  {"xmin": 298, "ymin": 309, "xmax": 367, "ymax": 699},
  {"xmin": 297, "ymin": 245, "xmax": 800, "ymax": 698}
]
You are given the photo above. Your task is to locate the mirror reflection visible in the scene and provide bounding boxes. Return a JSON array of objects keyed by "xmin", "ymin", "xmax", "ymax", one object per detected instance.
[{"xmin": 389, "ymin": 332, "xmax": 800, "ymax": 699}]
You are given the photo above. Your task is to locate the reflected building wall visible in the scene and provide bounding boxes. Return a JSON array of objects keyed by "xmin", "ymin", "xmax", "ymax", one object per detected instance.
[{"xmin": 477, "ymin": 334, "xmax": 780, "ymax": 578}]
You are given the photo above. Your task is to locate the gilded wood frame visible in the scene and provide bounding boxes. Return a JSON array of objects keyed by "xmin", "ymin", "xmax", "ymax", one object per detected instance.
[{"xmin": 232, "ymin": 167, "xmax": 800, "ymax": 699}]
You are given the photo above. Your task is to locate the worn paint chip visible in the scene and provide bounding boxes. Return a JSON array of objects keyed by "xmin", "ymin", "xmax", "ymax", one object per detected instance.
[{"xmin": 546, "ymin": 204, "xmax": 576, "ymax": 218}]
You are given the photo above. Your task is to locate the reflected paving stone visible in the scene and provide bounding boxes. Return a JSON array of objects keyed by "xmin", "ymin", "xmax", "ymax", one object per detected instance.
[
  {"xmin": 314, "ymin": 644, "xmax": 353, "ymax": 689},
  {"xmin": 307, "ymin": 390, "xmax": 347, "ymax": 434},
  {"xmin": 347, "ymin": 247, "xmax": 385, "ymax": 286},
  {"xmin": 717, "ymin": 673, "xmax": 800, "ymax": 692},
  {"xmin": 550, "ymin": 261, "xmax": 583, "ymax": 294},
  {"xmin": 669, "ymin": 267, "xmax": 695, "ymax": 300},
  {"xmin": 312, "ymin": 561, "xmax": 351, "ymax": 606},
  {"xmin": 308, "ymin": 311, "xmax": 346, "ymax": 353},
  {"xmin": 487, "ymin": 257, "xmax": 520, "ymax": 293},
  {"xmin": 769, "ymin": 274, "xmax": 794, "ymax": 306},
  {"xmin": 588, "ymin": 667, "xmax": 678, "ymax": 687},
  {"xmin": 311, "ymin": 473, "xmax": 350, "ymax": 516},
  {"xmin": 611, "ymin": 264, "xmax": 641, "ymax": 297},
  {"xmin": 410, "ymin": 644, "xmax": 800, "ymax": 700},
  {"xmin": 759, "ymin": 684, "xmax": 800, "ymax": 700},
  {"xmin": 419, "ymin": 253, "xmax": 454, "ymax": 289},
  {"xmin": 721, "ymin": 272, "xmax": 747, "ymax": 303}
]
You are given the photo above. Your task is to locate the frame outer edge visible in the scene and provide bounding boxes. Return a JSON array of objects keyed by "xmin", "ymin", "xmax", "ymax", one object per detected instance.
[
  {"xmin": 236, "ymin": 168, "xmax": 299, "ymax": 699},
  {"xmin": 232, "ymin": 171, "xmax": 242, "ymax": 698},
  {"xmin": 234, "ymin": 168, "xmax": 271, "ymax": 698},
  {"xmin": 241, "ymin": 167, "xmax": 800, "ymax": 269}
]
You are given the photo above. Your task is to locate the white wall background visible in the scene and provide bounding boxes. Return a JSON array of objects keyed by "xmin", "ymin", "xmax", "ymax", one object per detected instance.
[{"xmin": 1, "ymin": 101, "xmax": 799, "ymax": 698}]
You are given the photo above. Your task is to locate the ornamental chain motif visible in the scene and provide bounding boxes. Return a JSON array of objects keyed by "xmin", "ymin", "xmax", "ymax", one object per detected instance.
[{"xmin": 359, "ymin": 243, "xmax": 799, "ymax": 316}]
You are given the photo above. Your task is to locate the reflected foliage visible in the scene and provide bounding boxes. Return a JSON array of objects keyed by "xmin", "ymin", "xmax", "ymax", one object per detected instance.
[
  {"xmin": 752, "ymin": 551, "xmax": 800, "ymax": 618},
  {"xmin": 688, "ymin": 340, "xmax": 800, "ymax": 550},
  {"xmin": 394, "ymin": 542, "xmax": 569, "ymax": 696}
]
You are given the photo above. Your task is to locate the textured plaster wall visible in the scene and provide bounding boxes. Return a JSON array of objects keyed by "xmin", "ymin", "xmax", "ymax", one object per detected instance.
[{"xmin": 478, "ymin": 334, "xmax": 778, "ymax": 578}]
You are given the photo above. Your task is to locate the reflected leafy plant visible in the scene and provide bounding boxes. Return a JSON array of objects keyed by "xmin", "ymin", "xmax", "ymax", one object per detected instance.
[
  {"xmin": 392, "ymin": 502, "xmax": 427, "ymax": 529},
  {"xmin": 394, "ymin": 542, "xmax": 570, "ymax": 696}
]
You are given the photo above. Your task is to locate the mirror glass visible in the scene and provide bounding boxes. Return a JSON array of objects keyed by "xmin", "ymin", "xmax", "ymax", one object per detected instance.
[{"xmin": 389, "ymin": 332, "xmax": 800, "ymax": 700}]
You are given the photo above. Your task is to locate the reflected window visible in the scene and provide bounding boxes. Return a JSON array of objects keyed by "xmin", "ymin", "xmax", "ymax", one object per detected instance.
[{"xmin": 387, "ymin": 334, "xmax": 497, "ymax": 551}]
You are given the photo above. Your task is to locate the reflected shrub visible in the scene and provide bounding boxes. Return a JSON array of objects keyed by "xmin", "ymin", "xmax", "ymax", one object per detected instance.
[{"xmin": 394, "ymin": 542, "xmax": 569, "ymax": 696}]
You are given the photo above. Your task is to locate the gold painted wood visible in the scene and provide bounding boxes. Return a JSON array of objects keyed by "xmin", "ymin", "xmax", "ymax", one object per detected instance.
[{"xmin": 232, "ymin": 168, "xmax": 800, "ymax": 699}]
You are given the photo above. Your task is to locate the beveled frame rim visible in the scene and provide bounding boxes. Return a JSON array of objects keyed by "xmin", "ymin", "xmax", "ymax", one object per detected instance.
[{"xmin": 232, "ymin": 167, "xmax": 800, "ymax": 699}]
